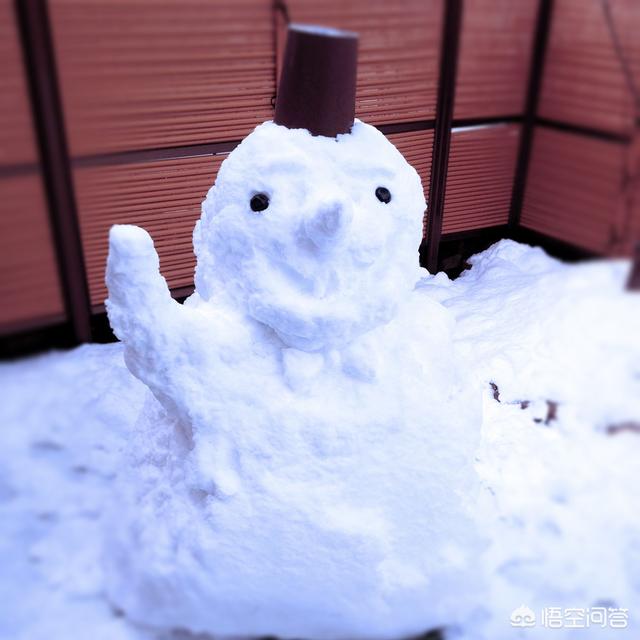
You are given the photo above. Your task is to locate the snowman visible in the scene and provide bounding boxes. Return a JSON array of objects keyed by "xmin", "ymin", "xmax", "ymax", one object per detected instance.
[{"xmin": 105, "ymin": 25, "xmax": 483, "ymax": 640}]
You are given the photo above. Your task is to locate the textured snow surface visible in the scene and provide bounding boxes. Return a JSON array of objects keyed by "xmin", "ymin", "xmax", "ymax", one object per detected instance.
[{"xmin": 1, "ymin": 241, "xmax": 639, "ymax": 640}]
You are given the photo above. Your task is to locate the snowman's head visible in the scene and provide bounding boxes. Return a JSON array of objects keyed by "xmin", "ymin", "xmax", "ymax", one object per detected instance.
[{"xmin": 194, "ymin": 120, "xmax": 426, "ymax": 351}]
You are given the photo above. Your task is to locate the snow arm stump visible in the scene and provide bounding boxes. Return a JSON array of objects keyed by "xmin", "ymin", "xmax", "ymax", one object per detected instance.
[{"xmin": 105, "ymin": 224, "xmax": 191, "ymax": 397}]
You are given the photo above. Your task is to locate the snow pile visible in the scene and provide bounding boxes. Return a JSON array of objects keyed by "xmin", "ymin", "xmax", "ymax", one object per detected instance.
[
  {"xmin": 422, "ymin": 241, "xmax": 640, "ymax": 639},
  {"xmin": 0, "ymin": 240, "xmax": 639, "ymax": 639},
  {"xmin": 0, "ymin": 344, "xmax": 146, "ymax": 640},
  {"xmin": 423, "ymin": 240, "xmax": 640, "ymax": 425},
  {"xmin": 103, "ymin": 120, "xmax": 484, "ymax": 638}
]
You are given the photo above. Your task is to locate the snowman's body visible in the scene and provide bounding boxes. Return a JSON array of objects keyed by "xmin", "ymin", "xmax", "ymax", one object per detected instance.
[{"xmin": 106, "ymin": 121, "xmax": 482, "ymax": 638}]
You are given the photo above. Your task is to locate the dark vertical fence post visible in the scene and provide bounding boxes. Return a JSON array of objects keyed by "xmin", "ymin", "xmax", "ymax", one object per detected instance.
[
  {"xmin": 508, "ymin": 0, "xmax": 554, "ymax": 230},
  {"xmin": 420, "ymin": 0, "xmax": 463, "ymax": 273},
  {"xmin": 628, "ymin": 243, "xmax": 640, "ymax": 290},
  {"xmin": 15, "ymin": 0, "xmax": 91, "ymax": 343}
]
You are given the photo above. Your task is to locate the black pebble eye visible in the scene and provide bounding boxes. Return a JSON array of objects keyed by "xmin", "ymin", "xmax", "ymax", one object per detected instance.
[
  {"xmin": 250, "ymin": 193, "xmax": 270, "ymax": 212},
  {"xmin": 375, "ymin": 186, "xmax": 392, "ymax": 204}
]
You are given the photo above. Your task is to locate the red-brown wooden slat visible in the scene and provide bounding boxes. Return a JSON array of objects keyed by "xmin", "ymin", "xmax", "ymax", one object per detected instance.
[
  {"xmin": 521, "ymin": 128, "xmax": 627, "ymax": 254},
  {"xmin": 538, "ymin": 0, "xmax": 639, "ymax": 135},
  {"xmin": 442, "ymin": 124, "xmax": 520, "ymax": 234},
  {"xmin": 48, "ymin": 0, "xmax": 276, "ymax": 156},
  {"xmin": 286, "ymin": 0, "xmax": 442, "ymax": 126},
  {"xmin": 0, "ymin": 0, "xmax": 40, "ymax": 166},
  {"xmin": 0, "ymin": 174, "xmax": 66, "ymax": 333},
  {"xmin": 454, "ymin": 0, "xmax": 538, "ymax": 118}
]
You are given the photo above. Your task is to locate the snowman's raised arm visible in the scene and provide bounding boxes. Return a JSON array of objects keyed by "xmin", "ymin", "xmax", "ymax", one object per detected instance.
[{"xmin": 106, "ymin": 224, "xmax": 182, "ymax": 356}]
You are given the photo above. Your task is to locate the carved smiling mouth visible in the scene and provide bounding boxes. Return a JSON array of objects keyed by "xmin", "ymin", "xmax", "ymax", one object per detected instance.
[
  {"xmin": 244, "ymin": 243, "xmax": 392, "ymax": 350},
  {"xmin": 246, "ymin": 257, "xmax": 359, "ymax": 349},
  {"xmin": 270, "ymin": 256, "xmax": 340, "ymax": 299}
]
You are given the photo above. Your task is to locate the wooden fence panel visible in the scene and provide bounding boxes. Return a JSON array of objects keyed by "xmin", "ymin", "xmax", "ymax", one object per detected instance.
[
  {"xmin": 538, "ymin": 0, "xmax": 638, "ymax": 135},
  {"xmin": 442, "ymin": 124, "xmax": 520, "ymax": 233},
  {"xmin": 455, "ymin": 0, "xmax": 538, "ymax": 119},
  {"xmin": 521, "ymin": 128, "xmax": 627, "ymax": 253},
  {"xmin": 48, "ymin": 0, "xmax": 276, "ymax": 156},
  {"xmin": 0, "ymin": 175, "xmax": 66, "ymax": 333},
  {"xmin": 0, "ymin": 0, "xmax": 40, "ymax": 166}
]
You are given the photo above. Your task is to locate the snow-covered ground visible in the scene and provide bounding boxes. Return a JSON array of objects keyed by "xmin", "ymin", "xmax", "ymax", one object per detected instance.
[{"xmin": 1, "ymin": 240, "xmax": 639, "ymax": 640}]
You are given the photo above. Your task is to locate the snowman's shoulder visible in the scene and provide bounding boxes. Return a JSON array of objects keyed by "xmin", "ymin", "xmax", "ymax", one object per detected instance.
[{"xmin": 176, "ymin": 295, "xmax": 274, "ymax": 366}]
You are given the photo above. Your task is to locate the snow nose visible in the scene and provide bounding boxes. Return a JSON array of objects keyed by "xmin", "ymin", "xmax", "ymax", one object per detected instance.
[{"xmin": 304, "ymin": 201, "xmax": 351, "ymax": 250}]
